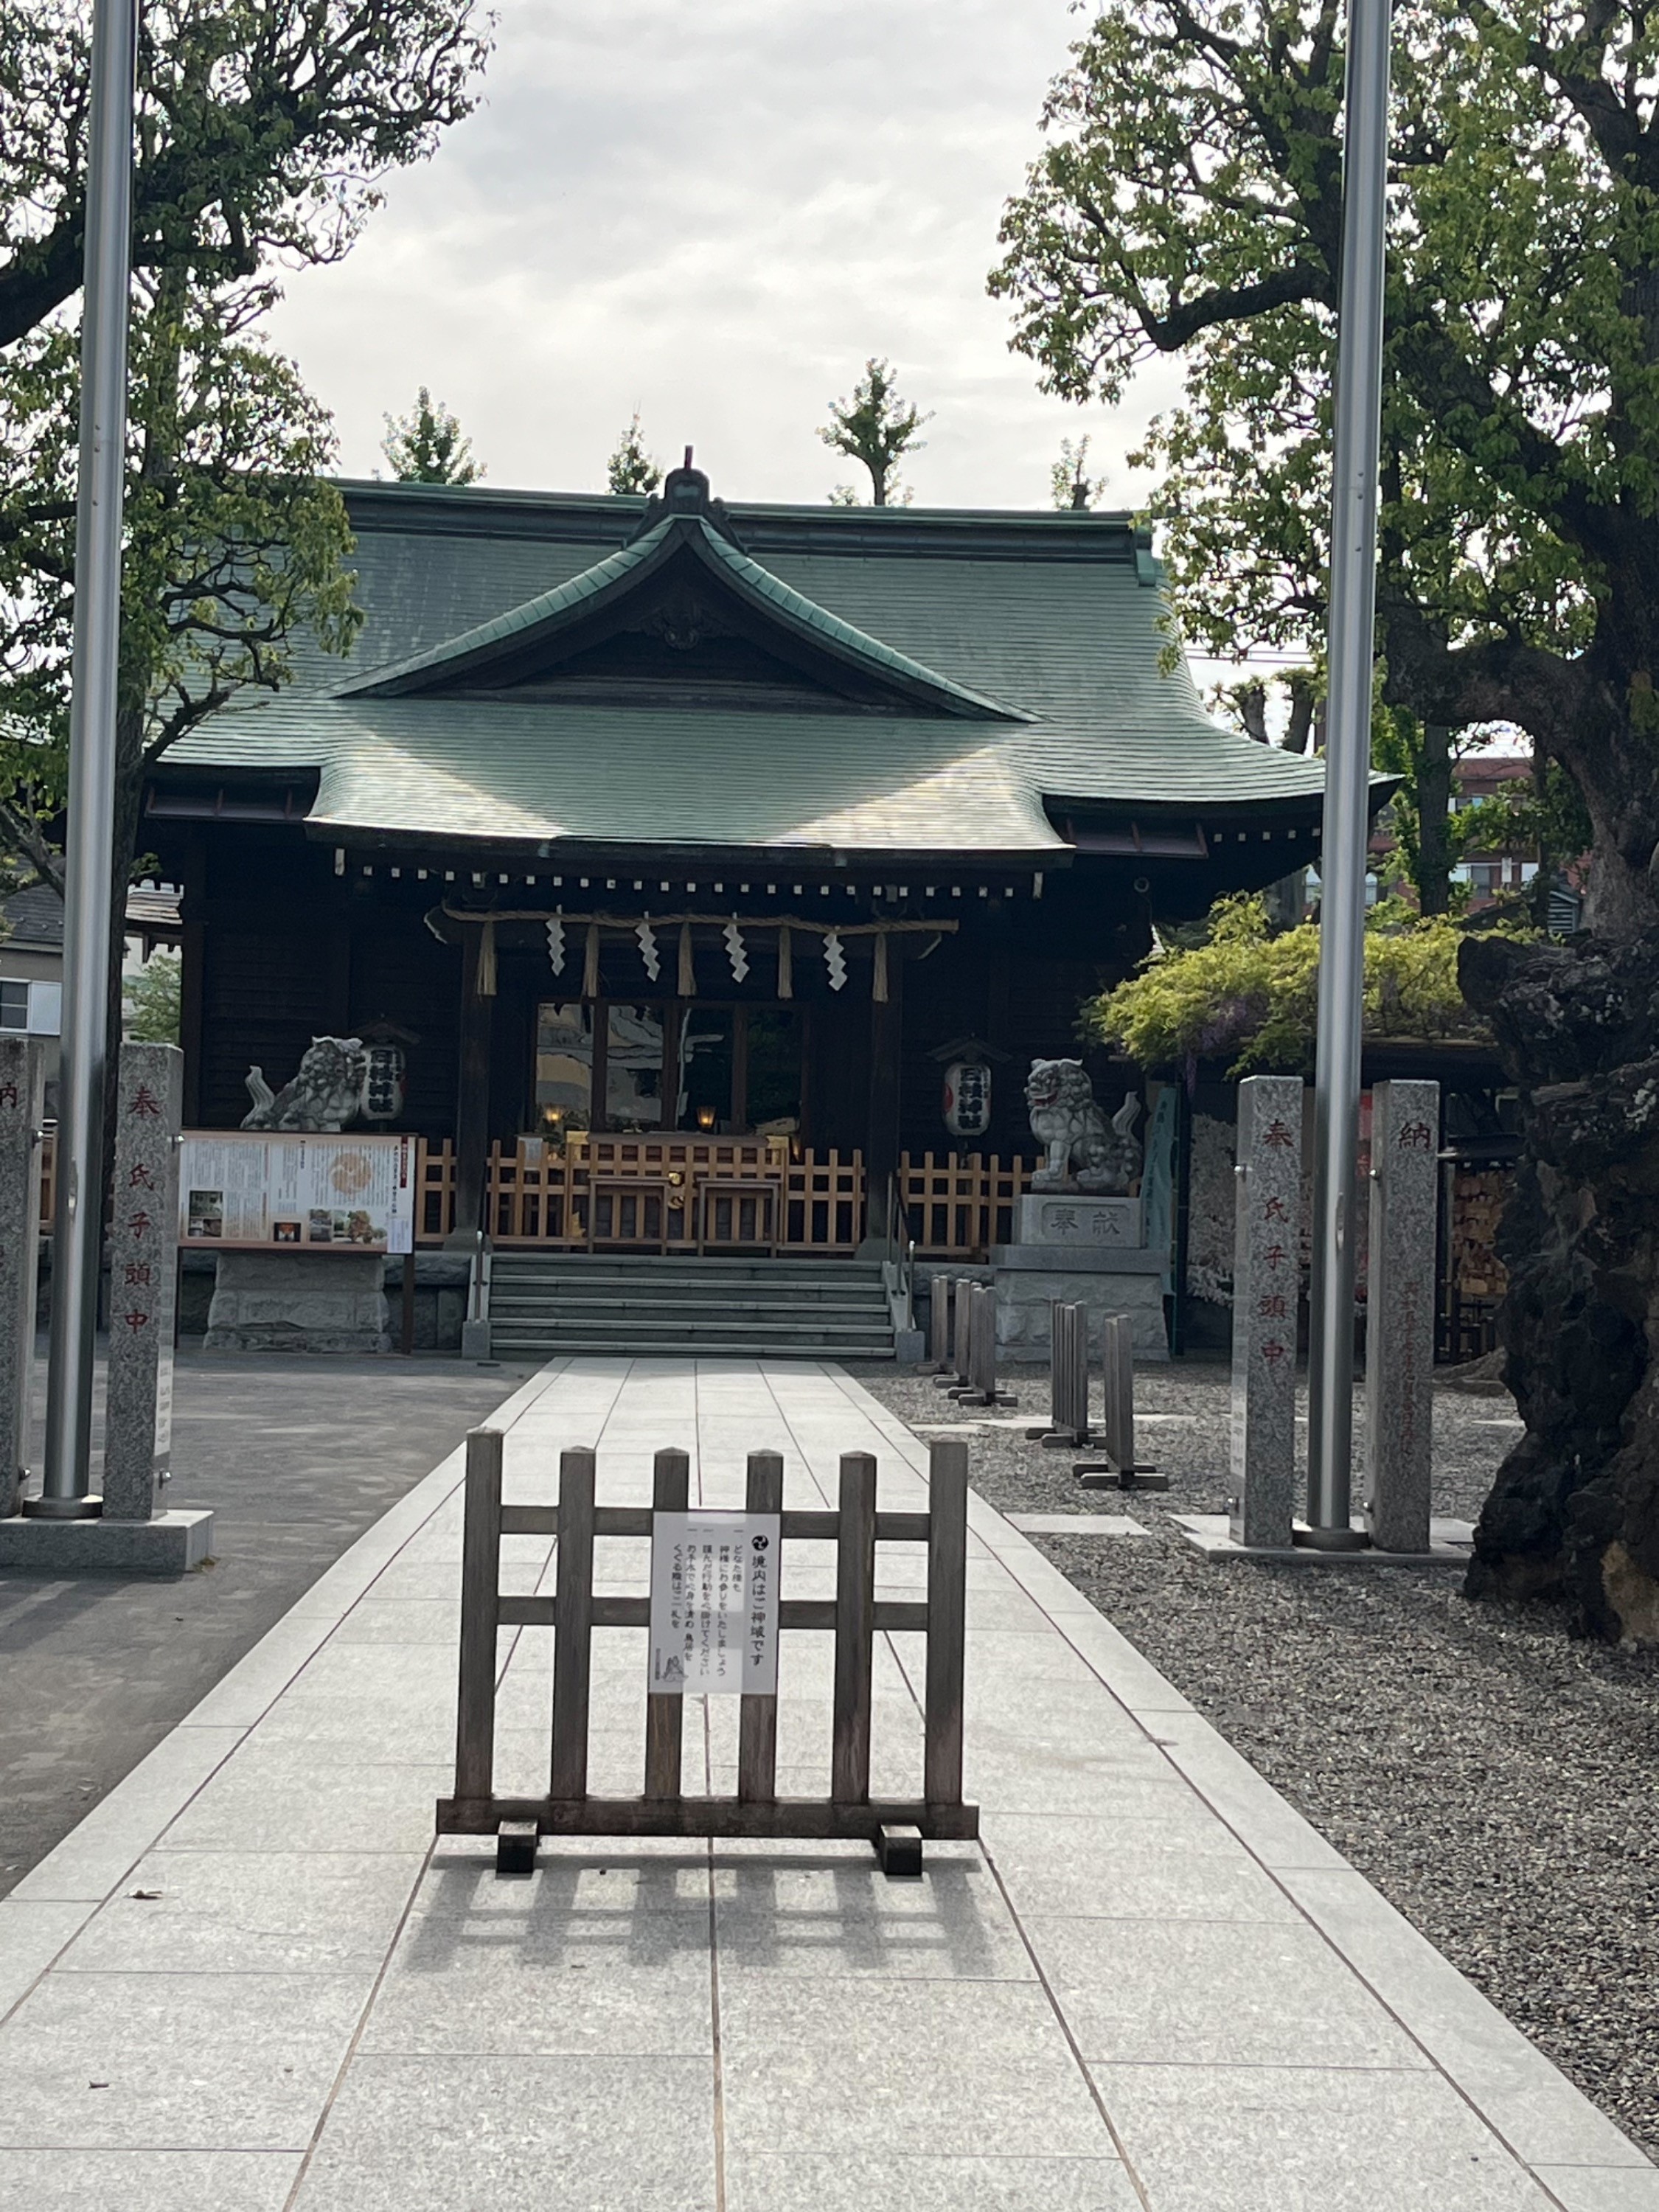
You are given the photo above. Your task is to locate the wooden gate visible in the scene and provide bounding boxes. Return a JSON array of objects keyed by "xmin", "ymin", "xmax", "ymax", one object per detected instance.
[{"xmin": 437, "ymin": 1430, "xmax": 978, "ymax": 1875}]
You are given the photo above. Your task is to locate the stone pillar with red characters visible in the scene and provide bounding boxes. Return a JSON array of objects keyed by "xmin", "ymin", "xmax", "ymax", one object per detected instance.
[
  {"xmin": 1364, "ymin": 1079, "xmax": 1441, "ymax": 1553},
  {"xmin": 1228, "ymin": 1076, "xmax": 1304, "ymax": 1548},
  {"xmin": 0, "ymin": 1036, "xmax": 46, "ymax": 1517},
  {"xmin": 103, "ymin": 1042, "xmax": 184, "ymax": 1520}
]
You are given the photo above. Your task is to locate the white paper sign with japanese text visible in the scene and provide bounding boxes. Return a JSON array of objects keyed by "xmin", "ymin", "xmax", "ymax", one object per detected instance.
[{"xmin": 647, "ymin": 1510, "xmax": 781, "ymax": 1695}]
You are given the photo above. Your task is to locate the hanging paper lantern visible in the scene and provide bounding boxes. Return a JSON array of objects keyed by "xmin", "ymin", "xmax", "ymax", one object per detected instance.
[
  {"xmin": 636, "ymin": 916, "xmax": 661, "ymax": 981},
  {"xmin": 546, "ymin": 911, "xmax": 566, "ymax": 976},
  {"xmin": 723, "ymin": 918, "xmax": 750, "ymax": 983},
  {"xmin": 824, "ymin": 930, "xmax": 847, "ymax": 991}
]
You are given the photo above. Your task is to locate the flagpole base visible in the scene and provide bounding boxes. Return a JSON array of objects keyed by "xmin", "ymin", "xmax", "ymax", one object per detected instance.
[
  {"xmin": 21, "ymin": 1492, "xmax": 104, "ymax": 1520},
  {"xmin": 1293, "ymin": 1522, "xmax": 1371, "ymax": 1553}
]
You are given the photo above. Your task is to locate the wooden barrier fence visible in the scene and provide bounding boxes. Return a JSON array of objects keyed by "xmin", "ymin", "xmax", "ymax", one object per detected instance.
[
  {"xmin": 899, "ymin": 1151, "xmax": 1032, "ymax": 1256},
  {"xmin": 437, "ymin": 1430, "xmax": 978, "ymax": 1876},
  {"xmin": 414, "ymin": 1138, "xmax": 1033, "ymax": 1259}
]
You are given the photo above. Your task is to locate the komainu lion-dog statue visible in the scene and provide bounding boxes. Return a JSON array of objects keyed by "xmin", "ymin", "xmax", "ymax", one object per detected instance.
[
  {"xmin": 1025, "ymin": 1058, "xmax": 1142, "ymax": 1194},
  {"xmin": 242, "ymin": 1037, "xmax": 369, "ymax": 1132}
]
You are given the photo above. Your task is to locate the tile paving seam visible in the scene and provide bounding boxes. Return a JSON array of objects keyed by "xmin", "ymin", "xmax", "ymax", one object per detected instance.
[
  {"xmin": 278, "ymin": 1836, "xmax": 440, "ymax": 2212},
  {"xmin": 824, "ymin": 1369, "xmax": 1655, "ymax": 2194},
  {"xmin": 973, "ymin": 1832, "xmax": 1155, "ymax": 2211},
  {"xmin": 759, "ymin": 1364, "xmax": 1151, "ymax": 2206}
]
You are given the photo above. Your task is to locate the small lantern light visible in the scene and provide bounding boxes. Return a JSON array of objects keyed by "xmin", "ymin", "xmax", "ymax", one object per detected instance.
[{"xmin": 696, "ymin": 1104, "xmax": 717, "ymax": 1131}]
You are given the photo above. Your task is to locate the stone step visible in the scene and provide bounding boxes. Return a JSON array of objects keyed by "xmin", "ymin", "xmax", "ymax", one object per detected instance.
[
  {"xmin": 491, "ymin": 1336, "xmax": 895, "ymax": 1361},
  {"xmin": 491, "ymin": 1274, "xmax": 889, "ymax": 1292},
  {"xmin": 493, "ymin": 1312, "xmax": 891, "ymax": 1342},
  {"xmin": 487, "ymin": 1251, "xmax": 896, "ymax": 1361},
  {"xmin": 487, "ymin": 1283, "xmax": 889, "ymax": 1310}
]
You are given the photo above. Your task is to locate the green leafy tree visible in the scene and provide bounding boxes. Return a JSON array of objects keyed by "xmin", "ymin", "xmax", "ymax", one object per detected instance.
[
  {"xmin": 0, "ymin": 0, "xmax": 492, "ymax": 352},
  {"xmin": 0, "ymin": 0, "xmax": 488, "ymax": 1132},
  {"xmin": 123, "ymin": 947, "xmax": 181, "ymax": 1043},
  {"xmin": 605, "ymin": 411, "xmax": 661, "ymax": 496},
  {"xmin": 989, "ymin": 0, "xmax": 1647, "ymax": 929},
  {"xmin": 1051, "ymin": 434, "xmax": 1104, "ymax": 509},
  {"xmin": 818, "ymin": 358, "xmax": 930, "ymax": 507},
  {"xmin": 1091, "ymin": 893, "xmax": 1493, "ymax": 1077},
  {"xmin": 381, "ymin": 386, "xmax": 481, "ymax": 484},
  {"xmin": 990, "ymin": 0, "xmax": 1659, "ymax": 1635}
]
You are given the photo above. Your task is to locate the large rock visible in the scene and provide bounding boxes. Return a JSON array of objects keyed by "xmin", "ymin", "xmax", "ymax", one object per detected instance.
[{"xmin": 1460, "ymin": 931, "xmax": 1659, "ymax": 1638}]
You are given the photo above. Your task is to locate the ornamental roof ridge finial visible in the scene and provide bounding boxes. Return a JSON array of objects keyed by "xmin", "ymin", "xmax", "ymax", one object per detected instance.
[{"xmin": 626, "ymin": 444, "xmax": 743, "ymax": 549}]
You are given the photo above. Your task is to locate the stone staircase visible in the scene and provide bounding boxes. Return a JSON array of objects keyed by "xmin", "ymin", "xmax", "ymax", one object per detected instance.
[{"xmin": 487, "ymin": 1253, "xmax": 896, "ymax": 1362}]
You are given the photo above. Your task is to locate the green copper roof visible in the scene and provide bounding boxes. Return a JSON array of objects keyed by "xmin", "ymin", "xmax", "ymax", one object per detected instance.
[
  {"xmin": 341, "ymin": 512, "xmax": 1025, "ymax": 723},
  {"xmin": 164, "ymin": 481, "xmax": 1332, "ymax": 857}
]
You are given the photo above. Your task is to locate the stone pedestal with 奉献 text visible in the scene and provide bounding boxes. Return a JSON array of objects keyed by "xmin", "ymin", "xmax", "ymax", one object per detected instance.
[
  {"xmin": 992, "ymin": 1194, "xmax": 1168, "ymax": 1361},
  {"xmin": 104, "ymin": 1042, "xmax": 184, "ymax": 1520},
  {"xmin": 1229, "ymin": 1077, "xmax": 1304, "ymax": 1548},
  {"xmin": 1365, "ymin": 1079, "xmax": 1440, "ymax": 1554}
]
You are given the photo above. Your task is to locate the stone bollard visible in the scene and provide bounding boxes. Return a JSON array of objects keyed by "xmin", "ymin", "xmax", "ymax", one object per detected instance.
[
  {"xmin": 104, "ymin": 1042, "xmax": 184, "ymax": 1520},
  {"xmin": 950, "ymin": 1282, "xmax": 1015, "ymax": 1408},
  {"xmin": 936, "ymin": 1274, "xmax": 974, "ymax": 1390},
  {"xmin": 1032, "ymin": 1300, "xmax": 1089, "ymax": 1445},
  {"xmin": 0, "ymin": 1038, "xmax": 45, "ymax": 1518},
  {"xmin": 1101, "ymin": 1312, "xmax": 1135, "ymax": 1474},
  {"xmin": 923, "ymin": 1275, "xmax": 952, "ymax": 1374},
  {"xmin": 1364, "ymin": 1079, "xmax": 1440, "ymax": 1553},
  {"xmin": 1228, "ymin": 1075, "xmax": 1304, "ymax": 1548},
  {"xmin": 1076, "ymin": 1310, "xmax": 1166, "ymax": 1489}
]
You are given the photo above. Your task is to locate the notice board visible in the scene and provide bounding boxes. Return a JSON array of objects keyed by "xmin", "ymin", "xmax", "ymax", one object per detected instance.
[{"xmin": 178, "ymin": 1131, "xmax": 415, "ymax": 1253}]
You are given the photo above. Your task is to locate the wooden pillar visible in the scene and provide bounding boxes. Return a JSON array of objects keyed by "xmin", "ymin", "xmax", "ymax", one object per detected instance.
[
  {"xmin": 865, "ymin": 942, "xmax": 903, "ymax": 1206},
  {"xmin": 448, "ymin": 925, "xmax": 493, "ymax": 1248}
]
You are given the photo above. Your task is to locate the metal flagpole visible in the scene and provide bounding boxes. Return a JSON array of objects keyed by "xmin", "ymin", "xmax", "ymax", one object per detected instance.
[
  {"xmin": 26, "ymin": 0, "xmax": 137, "ymax": 1519},
  {"xmin": 1301, "ymin": 0, "xmax": 1393, "ymax": 1550}
]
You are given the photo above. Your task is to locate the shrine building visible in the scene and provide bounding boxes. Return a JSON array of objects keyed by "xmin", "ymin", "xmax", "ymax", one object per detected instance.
[{"xmin": 146, "ymin": 460, "xmax": 1330, "ymax": 1270}]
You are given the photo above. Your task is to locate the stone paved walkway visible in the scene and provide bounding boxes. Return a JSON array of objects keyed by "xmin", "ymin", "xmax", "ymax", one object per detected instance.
[{"xmin": 1, "ymin": 1359, "xmax": 1654, "ymax": 2211}]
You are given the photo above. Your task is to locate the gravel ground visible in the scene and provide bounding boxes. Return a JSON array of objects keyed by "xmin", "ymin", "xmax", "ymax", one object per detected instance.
[{"xmin": 855, "ymin": 1358, "xmax": 1659, "ymax": 2159}]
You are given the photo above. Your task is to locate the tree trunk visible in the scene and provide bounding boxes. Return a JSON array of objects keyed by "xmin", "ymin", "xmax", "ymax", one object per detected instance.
[
  {"xmin": 1460, "ymin": 928, "xmax": 1659, "ymax": 1639},
  {"xmin": 1415, "ymin": 722, "xmax": 1453, "ymax": 916}
]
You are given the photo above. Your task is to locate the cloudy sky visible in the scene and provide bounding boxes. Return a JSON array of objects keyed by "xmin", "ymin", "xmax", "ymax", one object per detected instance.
[{"xmin": 266, "ymin": 0, "xmax": 1185, "ymax": 512}]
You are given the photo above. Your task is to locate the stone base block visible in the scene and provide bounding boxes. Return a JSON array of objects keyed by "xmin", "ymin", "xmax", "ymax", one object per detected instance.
[
  {"xmin": 1017, "ymin": 1194, "xmax": 1141, "ymax": 1251},
  {"xmin": 0, "ymin": 1507, "xmax": 215, "ymax": 1576},
  {"xmin": 991, "ymin": 1265, "xmax": 1168, "ymax": 1362},
  {"xmin": 204, "ymin": 1252, "xmax": 390, "ymax": 1354},
  {"xmin": 460, "ymin": 1316, "xmax": 493, "ymax": 1360},
  {"xmin": 1172, "ymin": 1512, "xmax": 1473, "ymax": 1568}
]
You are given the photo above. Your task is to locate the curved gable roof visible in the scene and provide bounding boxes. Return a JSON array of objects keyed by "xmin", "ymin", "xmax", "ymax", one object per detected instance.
[{"xmin": 338, "ymin": 511, "xmax": 1027, "ymax": 723}]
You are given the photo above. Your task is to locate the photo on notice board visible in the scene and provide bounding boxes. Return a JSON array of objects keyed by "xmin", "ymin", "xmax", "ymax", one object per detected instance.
[{"xmin": 186, "ymin": 1189, "xmax": 223, "ymax": 1239}]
